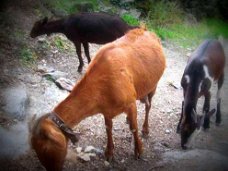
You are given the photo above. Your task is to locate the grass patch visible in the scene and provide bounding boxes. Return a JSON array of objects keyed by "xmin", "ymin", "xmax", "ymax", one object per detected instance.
[
  {"xmin": 121, "ymin": 14, "xmax": 140, "ymax": 26},
  {"xmin": 204, "ymin": 19, "xmax": 228, "ymax": 38},
  {"xmin": 52, "ymin": 0, "xmax": 99, "ymax": 14},
  {"xmin": 149, "ymin": 19, "xmax": 228, "ymax": 48},
  {"xmin": 20, "ymin": 47, "xmax": 37, "ymax": 65},
  {"xmin": 147, "ymin": 0, "xmax": 183, "ymax": 28},
  {"xmin": 145, "ymin": 1, "xmax": 228, "ymax": 48},
  {"xmin": 53, "ymin": 36, "xmax": 72, "ymax": 52}
]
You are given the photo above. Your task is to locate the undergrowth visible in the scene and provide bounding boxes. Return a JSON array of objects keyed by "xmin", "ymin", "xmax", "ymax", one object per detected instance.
[
  {"xmin": 144, "ymin": 1, "xmax": 228, "ymax": 48},
  {"xmin": 52, "ymin": 0, "xmax": 100, "ymax": 14},
  {"xmin": 121, "ymin": 14, "xmax": 140, "ymax": 26},
  {"xmin": 20, "ymin": 47, "xmax": 37, "ymax": 66}
]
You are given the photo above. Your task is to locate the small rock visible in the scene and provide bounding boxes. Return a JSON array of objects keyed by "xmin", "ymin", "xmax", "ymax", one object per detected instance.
[
  {"xmin": 41, "ymin": 59, "xmax": 46, "ymax": 64},
  {"xmin": 76, "ymin": 147, "xmax": 82, "ymax": 153},
  {"xmin": 55, "ymin": 77, "xmax": 74, "ymax": 92},
  {"xmin": 162, "ymin": 142, "xmax": 170, "ymax": 148},
  {"xmin": 78, "ymin": 153, "xmax": 91, "ymax": 162},
  {"xmin": 37, "ymin": 65, "xmax": 54, "ymax": 73},
  {"xmin": 84, "ymin": 146, "xmax": 96, "ymax": 153},
  {"xmin": 165, "ymin": 129, "xmax": 171, "ymax": 134},
  {"xmin": 52, "ymin": 50, "xmax": 58, "ymax": 54},
  {"xmin": 77, "ymin": 152, "xmax": 96, "ymax": 162},
  {"xmin": 104, "ymin": 161, "xmax": 110, "ymax": 167},
  {"xmin": 38, "ymin": 37, "xmax": 46, "ymax": 42},
  {"xmin": 121, "ymin": 159, "xmax": 125, "ymax": 163},
  {"xmin": 87, "ymin": 152, "xmax": 96, "ymax": 157}
]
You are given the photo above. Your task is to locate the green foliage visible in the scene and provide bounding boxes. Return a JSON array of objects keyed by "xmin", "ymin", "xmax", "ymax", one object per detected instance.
[
  {"xmin": 147, "ymin": 0, "xmax": 184, "ymax": 28},
  {"xmin": 53, "ymin": 36, "xmax": 72, "ymax": 52},
  {"xmin": 145, "ymin": 0, "xmax": 228, "ymax": 48},
  {"xmin": 204, "ymin": 19, "xmax": 228, "ymax": 38},
  {"xmin": 121, "ymin": 14, "xmax": 140, "ymax": 26},
  {"xmin": 52, "ymin": 0, "xmax": 98, "ymax": 14},
  {"xmin": 134, "ymin": 0, "xmax": 152, "ymax": 16},
  {"xmin": 39, "ymin": 39, "xmax": 51, "ymax": 50},
  {"xmin": 54, "ymin": 0, "xmax": 78, "ymax": 14},
  {"xmin": 54, "ymin": 36, "xmax": 64, "ymax": 50},
  {"xmin": 20, "ymin": 47, "xmax": 37, "ymax": 65},
  {"xmin": 162, "ymin": 23, "xmax": 210, "ymax": 48},
  {"xmin": 44, "ymin": 75, "xmax": 55, "ymax": 82},
  {"xmin": 149, "ymin": 18, "xmax": 228, "ymax": 48}
]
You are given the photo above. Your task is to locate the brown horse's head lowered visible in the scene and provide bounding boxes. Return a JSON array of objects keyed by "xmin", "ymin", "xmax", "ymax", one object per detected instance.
[{"xmin": 31, "ymin": 28, "xmax": 166, "ymax": 171}]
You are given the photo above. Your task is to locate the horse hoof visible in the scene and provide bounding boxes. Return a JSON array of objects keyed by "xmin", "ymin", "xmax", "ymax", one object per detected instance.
[
  {"xmin": 106, "ymin": 156, "xmax": 113, "ymax": 163},
  {"xmin": 141, "ymin": 131, "xmax": 149, "ymax": 139},
  {"xmin": 77, "ymin": 68, "xmax": 82, "ymax": 73}
]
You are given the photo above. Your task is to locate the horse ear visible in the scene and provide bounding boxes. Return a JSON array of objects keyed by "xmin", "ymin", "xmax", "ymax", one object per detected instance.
[{"xmin": 42, "ymin": 17, "xmax": 48, "ymax": 24}]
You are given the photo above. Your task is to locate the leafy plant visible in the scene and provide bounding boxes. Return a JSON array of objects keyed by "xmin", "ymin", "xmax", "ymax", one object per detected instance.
[
  {"xmin": 204, "ymin": 19, "xmax": 228, "ymax": 38},
  {"xmin": 20, "ymin": 47, "xmax": 37, "ymax": 65},
  {"xmin": 121, "ymin": 14, "xmax": 140, "ymax": 26},
  {"xmin": 53, "ymin": 36, "xmax": 68, "ymax": 50},
  {"xmin": 54, "ymin": 36, "xmax": 64, "ymax": 50},
  {"xmin": 51, "ymin": 0, "xmax": 98, "ymax": 14},
  {"xmin": 147, "ymin": 0, "xmax": 184, "ymax": 28}
]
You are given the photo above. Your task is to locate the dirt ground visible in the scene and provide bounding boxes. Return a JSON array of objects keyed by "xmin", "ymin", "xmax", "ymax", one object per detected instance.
[{"xmin": 0, "ymin": 1, "xmax": 228, "ymax": 171}]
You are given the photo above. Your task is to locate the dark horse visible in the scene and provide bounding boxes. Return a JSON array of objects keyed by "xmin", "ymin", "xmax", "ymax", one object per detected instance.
[
  {"xmin": 30, "ymin": 12, "xmax": 137, "ymax": 72},
  {"xmin": 177, "ymin": 39, "xmax": 226, "ymax": 149}
]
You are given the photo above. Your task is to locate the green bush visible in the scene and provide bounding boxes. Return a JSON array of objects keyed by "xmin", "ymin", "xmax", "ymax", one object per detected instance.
[
  {"xmin": 205, "ymin": 19, "xmax": 228, "ymax": 38},
  {"xmin": 20, "ymin": 47, "xmax": 37, "ymax": 65},
  {"xmin": 53, "ymin": 36, "xmax": 73, "ymax": 52},
  {"xmin": 145, "ymin": 1, "xmax": 227, "ymax": 48},
  {"xmin": 147, "ymin": 0, "xmax": 184, "ymax": 28},
  {"xmin": 121, "ymin": 14, "xmax": 140, "ymax": 26}
]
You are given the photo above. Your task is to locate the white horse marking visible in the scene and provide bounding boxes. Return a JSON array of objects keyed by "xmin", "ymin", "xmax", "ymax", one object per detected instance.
[
  {"xmin": 198, "ymin": 81, "xmax": 203, "ymax": 93},
  {"xmin": 203, "ymin": 65, "xmax": 213, "ymax": 82},
  {"xmin": 185, "ymin": 75, "xmax": 190, "ymax": 84},
  {"xmin": 203, "ymin": 65, "xmax": 213, "ymax": 94}
]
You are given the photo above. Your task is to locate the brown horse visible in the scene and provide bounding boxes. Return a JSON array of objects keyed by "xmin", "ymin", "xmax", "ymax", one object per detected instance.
[{"xmin": 31, "ymin": 28, "xmax": 166, "ymax": 171}]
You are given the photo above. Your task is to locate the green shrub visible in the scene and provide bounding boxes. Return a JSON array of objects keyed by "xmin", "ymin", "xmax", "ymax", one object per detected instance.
[
  {"xmin": 20, "ymin": 47, "xmax": 37, "ymax": 65},
  {"xmin": 53, "ymin": 0, "xmax": 98, "ymax": 14},
  {"xmin": 147, "ymin": 0, "xmax": 184, "ymax": 28},
  {"xmin": 54, "ymin": 36, "xmax": 64, "ymax": 50},
  {"xmin": 205, "ymin": 19, "xmax": 228, "ymax": 38},
  {"xmin": 121, "ymin": 14, "xmax": 140, "ymax": 26},
  {"xmin": 53, "ymin": 36, "xmax": 73, "ymax": 52}
]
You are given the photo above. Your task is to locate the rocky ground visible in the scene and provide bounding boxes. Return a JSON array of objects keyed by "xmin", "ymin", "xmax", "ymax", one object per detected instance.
[{"xmin": 0, "ymin": 0, "xmax": 228, "ymax": 171}]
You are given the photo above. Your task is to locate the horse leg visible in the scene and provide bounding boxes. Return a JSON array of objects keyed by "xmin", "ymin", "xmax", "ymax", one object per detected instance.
[
  {"xmin": 142, "ymin": 91, "xmax": 155, "ymax": 137},
  {"xmin": 177, "ymin": 101, "xmax": 184, "ymax": 133},
  {"xmin": 104, "ymin": 116, "xmax": 114, "ymax": 161},
  {"xmin": 126, "ymin": 102, "xmax": 143, "ymax": 159},
  {"xmin": 82, "ymin": 42, "xmax": 91, "ymax": 64},
  {"xmin": 216, "ymin": 73, "xmax": 224, "ymax": 125},
  {"xmin": 203, "ymin": 91, "xmax": 211, "ymax": 129},
  {"xmin": 74, "ymin": 42, "xmax": 83, "ymax": 72}
]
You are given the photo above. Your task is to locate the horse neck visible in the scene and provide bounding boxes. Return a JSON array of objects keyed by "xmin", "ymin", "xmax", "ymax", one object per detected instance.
[
  {"xmin": 44, "ymin": 19, "xmax": 65, "ymax": 35},
  {"xmin": 53, "ymin": 78, "xmax": 100, "ymax": 128}
]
